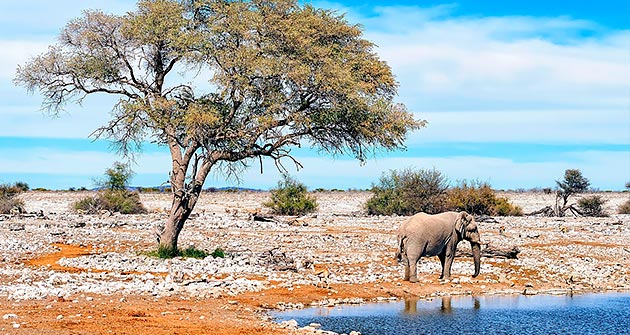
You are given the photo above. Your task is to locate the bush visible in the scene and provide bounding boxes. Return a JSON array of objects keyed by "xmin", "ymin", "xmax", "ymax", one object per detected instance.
[
  {"xmin": 366, "ymin": 168, "xmax": 449, "ymax": 215},
  {"xmin": 73, "ymin": 162, "xmax": 146, "ymax": 214},
  {"xmin": 211, "ymin": 247, "xmax": 226, "ymax": 258},
  {"xmin": 73, "ymin": 190, "xmax": 146, "ymax": 214},
  {"xmin": 264, "ymin": 174, "xmax": 318, "ymax": 215},
  {"xmin": 14, "ymin": 182, "xmax": 29, "ymax": 192},
  {"xmin": 446, "ymin": 180, "xmax": 523, "ymax": 216},
  {"xmin": 0, "ymin": 183, "xmax": 26, "ymax": 214},
  {"xmin": 72, "ymin": 195, "xmax": 102, "ymax": 213},
  {"xmin": 181, "ymin": 246, "xmax": 209, "ymax": 259},
  {"xmin": 618, "ymin": 199, "xmax": 630, "ymax": 214},
  {"xmin": 493, "ymin": 196, "xmax": 524, "ymax": 216},
  {"xmin": 101, "ymin": 190, "xmax": 146, "ymax": 214},
  {"xmin": 577, "ymin": 195, "xmax": 607, "ymax": 217}
]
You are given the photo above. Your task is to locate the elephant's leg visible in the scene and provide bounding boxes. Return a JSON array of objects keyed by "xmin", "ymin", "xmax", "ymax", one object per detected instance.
[
  {"xmin": 407, "ymin": 252, "xmax": 421, "ymax": 283},
  {"xmin": 442, "ymin": 249, "xmax": 455, "ymax": 280},
  {"xmin": 438, "ymin": 251, "xmax": 446, "ymax": 279},
  {"xmin": 403, "ymin": 257, "xmax": 410, "ymax": 281}
]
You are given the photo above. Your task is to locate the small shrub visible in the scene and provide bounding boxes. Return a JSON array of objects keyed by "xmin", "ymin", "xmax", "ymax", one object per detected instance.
[
  {"xmin": 73, "ymin": 190, "xmax": 146, "ymax": 214},
  {"xmin": 0, "ymin": 183, "xmax": 26, "ymax": 214},
  {"xmin": 211, "ymin": 247, "xmax": 226, "ymax": 258},
  {"xmin": 577, "ymin": 195, "xmax": 607, "ymax": 217},
  {"xmin": 72, "ymin": 162, "xmax": 146, "ymax": 214},
  {"xmin": 366, "ymin": 168, "xmax": 449, "ymax": 216},
  {"xmin": 493, "ymin": 196, "xmax": 524, "ymax": 216},
  {"xmin": 99, "ymin": 161, "xmax": 133, "ymax": 190},
  {"xmin": 72, "ymin": 195, "xmax": 102, "ymax": 213},
  {"xmin": 0, "ymin": 198, "xmax": 24, "ymax": 214},
  {"xmin": 264, "ymin": 174, "xmax": 318, "ymax": 215},
  {"xmin": 100, "ymin": 190, "xmax": 147, "ymax": 214},
  {"xmin": 14, "ymin": 182, "xmax": 29, "ymax": 192},
  {"xmin": 146, "ymin": 246, "xmax": 213, "ymax": 259},
  {"xmin": 446, "ymin": 180, "xmax": 496, "ymax": 215},
  {"xmin": 446, "ymin": 180, "xmax": 522, "ymax": 216},
  {"xmin": 156, "ymin": 245, "xmax": 179, "ymax": 259},
  {"xmin": 618, "ymin": 199, "xmax": 630, "ymax": 214},
  {"xmin": 181, "ymin": 246, "xmax": 209, "ymax": 259}
]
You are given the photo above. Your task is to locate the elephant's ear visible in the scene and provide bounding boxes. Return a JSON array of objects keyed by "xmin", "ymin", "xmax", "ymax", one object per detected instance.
[{"xmin": 455, "ymin": 211, "xmax": 468, "ymax": 234}]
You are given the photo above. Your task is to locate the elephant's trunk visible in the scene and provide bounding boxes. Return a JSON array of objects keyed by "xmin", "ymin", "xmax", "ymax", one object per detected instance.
[{"xmin": 471, "ymin": 242, "xmax": 481, "ymax": 277}]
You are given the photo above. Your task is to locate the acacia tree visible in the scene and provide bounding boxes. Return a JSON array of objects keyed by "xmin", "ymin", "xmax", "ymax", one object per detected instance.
[
  {"xmin": 555, "ymin": 169, "xmax": 590, "ymax": 216},
  {"xmin": 15, "ymin": 0, "xmax": 424, "ymax": 255}
]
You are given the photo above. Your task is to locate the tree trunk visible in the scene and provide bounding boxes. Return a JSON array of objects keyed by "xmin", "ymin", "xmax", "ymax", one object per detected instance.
[{"xmin": 158, "ymin": 188, "xmax": 201, "ymax": 254}]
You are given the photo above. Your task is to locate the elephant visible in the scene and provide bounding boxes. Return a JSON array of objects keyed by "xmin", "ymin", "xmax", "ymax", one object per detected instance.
[{"xmin": 396, "ymin": 211, "xmax": 481, "ymax": 282}]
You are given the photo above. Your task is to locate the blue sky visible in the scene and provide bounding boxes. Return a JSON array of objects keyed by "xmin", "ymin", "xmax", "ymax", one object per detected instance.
[{"xmin": 0, "ymin": 1, "xmax": 628, "ymax": 190}]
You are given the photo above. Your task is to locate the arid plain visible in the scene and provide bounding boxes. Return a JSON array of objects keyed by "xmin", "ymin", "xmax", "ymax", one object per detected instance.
[{"xmin": 1, "ymin": 191, "xmax": 629, "ymax": 334}]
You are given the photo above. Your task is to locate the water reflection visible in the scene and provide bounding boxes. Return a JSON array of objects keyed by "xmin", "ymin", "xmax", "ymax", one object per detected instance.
[
  {"xmin": 403, "ymin": 296, "xmax": 480, "ymax": 315},
  {"xmin": 273, "ymin": 293, "xmax": 630, "ymax": 335}
]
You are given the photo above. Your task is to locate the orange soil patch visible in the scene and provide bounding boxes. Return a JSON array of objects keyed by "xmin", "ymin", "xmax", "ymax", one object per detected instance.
[{"xmin": 24, "ymin": 244, "xmax": 95, "ymax": 273}]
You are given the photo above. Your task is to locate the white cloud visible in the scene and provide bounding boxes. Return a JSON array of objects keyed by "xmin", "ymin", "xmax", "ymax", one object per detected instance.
[
  {"xmin": 411, "ymin": 109, "xmax": 629, "ymax": 144},
  {"xmin": 364, "ymin": 15, "xmax": 630, "ymax": 111}
]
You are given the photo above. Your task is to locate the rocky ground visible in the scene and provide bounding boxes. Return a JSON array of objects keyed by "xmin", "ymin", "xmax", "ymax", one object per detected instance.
[{"xmin": 1, "ymin": 191, "xmax": 629, "ymax": 334}]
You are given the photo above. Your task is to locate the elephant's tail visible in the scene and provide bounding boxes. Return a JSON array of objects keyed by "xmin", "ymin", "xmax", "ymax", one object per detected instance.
[{"xmin": 396, "ymin": 235, "xmax": 407, "ymax": 262}]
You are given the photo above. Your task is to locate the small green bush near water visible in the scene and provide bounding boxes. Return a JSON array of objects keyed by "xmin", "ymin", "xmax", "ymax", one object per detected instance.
[{"xmin": 264, "ymin": 174, "xmax": 318, "ymax": 215}]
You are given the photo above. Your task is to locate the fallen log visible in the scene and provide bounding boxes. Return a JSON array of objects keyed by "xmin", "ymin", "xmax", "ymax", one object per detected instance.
[
  {"xmin": 457, "ymin": 245, "xmax": 520, "ymax": 259},
  {"xmin": 253, "ymin": 214, "xmax": 278, "ymax": 223},
  {"xmin": 526, "ymin": 206, "xmax": 555, "ymax": 216}
]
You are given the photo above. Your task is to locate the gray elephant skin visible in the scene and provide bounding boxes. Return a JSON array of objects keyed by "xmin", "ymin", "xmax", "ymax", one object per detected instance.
[{"xmin": 396, "ymin": 211, "xmax": 481, "ymax": 282}]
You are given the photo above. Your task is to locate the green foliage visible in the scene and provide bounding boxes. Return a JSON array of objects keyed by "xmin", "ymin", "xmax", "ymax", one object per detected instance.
[
  {"xmin": 447, "ymin": 180, "xmax": 499, "ymax": 216},
  {"xmin": 211, "ymin": 247, "xmax": 226, "ymax": 258},
  {"xmin": 0, "ymin": 183, "xmax": 26, "ymax": 214},
  {"xmin": 459, "ymin": 181, "xmax": 522, "ymax": 216},
  {"xmin": 557, "ymin": 169, "xmax": 590, "ymax": 197},
  {"xmin": 264, "ymin": 174, "xmax": 318, "ymax": 215},
  {"xmin": 13, "ymin": 182, "xmax": 29, "ymax": 192},
  {"xmin": 97, "ymin": 161, "xmax": 133, "ymax": 190},
  {"xmin": 73, "ymin": 163, "xmax": 146, "ymax": 214},
  {"xmin": 156, "ymin": 245, "xmax": 180, "ymax": 259},
  {"xmin": 577, "ymin": 195, "xmax": 607, "ymax": 217},
  {"xmin": 146, "ymin": 245, "xmax": 215, "ymax": 259},
  {"xmin": 181, "ymin": 246, "xmax": 209, "ymax": 259},
  {"xmin": 366, "ymin": 168, "xmax": 449, "ymax": 215},
  {"xmin": 553, "ymin": 169, "xmax": 592, "ymax": 216},
  {"xmin": 101, "ymin": 190, "xmax": 147, "ymax": 214},
  {"xmin": 618, "ymin": 199, "xmax": 630, "ymax": 214},
  {"xmin": 493, "ymin": 196, "xmax": 525, "ymax": 216},
  {"xmin": 73, "ymin": 190, "xmax": 147, "ymax": 214},
  {"xmin": 72, "ymin": 195, "xmax": 102, "ymax": 213},
  {"xmin": 366, "ymin": 171, "xmax": 522, "ymax": 216}
]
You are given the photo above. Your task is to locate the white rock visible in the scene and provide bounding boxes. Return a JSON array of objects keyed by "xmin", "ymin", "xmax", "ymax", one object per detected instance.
[{"xmin": 3, "ymin": 313, "xmax": 17, "ymax": 320}]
